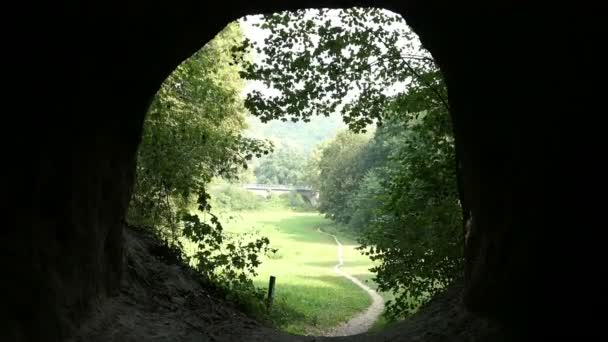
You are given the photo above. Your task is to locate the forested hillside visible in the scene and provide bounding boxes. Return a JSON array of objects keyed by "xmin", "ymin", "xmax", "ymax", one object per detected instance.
[
  {"xmin": 244, "ymin": 113, "xmax": 347, "ymax": 186},
  {"xmin": 245, "ymin": 112, "xmax": 345, "ymax": 154}
]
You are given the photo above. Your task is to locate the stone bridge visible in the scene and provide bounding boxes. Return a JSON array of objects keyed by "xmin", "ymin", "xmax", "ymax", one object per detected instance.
[{"xmin": 242, "ymin": 183, "xmax": 319, "ymax": 205}]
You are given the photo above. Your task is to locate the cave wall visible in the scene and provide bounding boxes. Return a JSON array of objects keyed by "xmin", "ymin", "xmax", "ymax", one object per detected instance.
[
  {"xmin": 3, "ymin": 2, "xmax": 604, "ymax": 341},
  {"xmin": 406, "ymin": 12, "xmax": 605, "ymax": 335}
]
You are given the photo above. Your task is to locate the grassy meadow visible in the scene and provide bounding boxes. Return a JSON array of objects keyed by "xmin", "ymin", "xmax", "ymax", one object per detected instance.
[
  {"xmin": 220, "ymin": 210, "xmax": 374, "ymax": 335},
  {"xmin": 179, "ymin": 186, "xmax": 396, "ymax": 335}
]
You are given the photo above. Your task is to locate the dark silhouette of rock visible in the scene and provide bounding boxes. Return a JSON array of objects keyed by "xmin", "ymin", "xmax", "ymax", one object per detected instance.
[{"xmin": 3, "ymin": 2, "xmax": 604, "ymax": 341}]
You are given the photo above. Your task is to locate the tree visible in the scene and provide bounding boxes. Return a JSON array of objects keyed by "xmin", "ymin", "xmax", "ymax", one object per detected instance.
[
  {"xmin": 316, "ymin": 131, "xmax": 369, "ymax": 223},
  {"xmin": 343, "ymin": 118, "xmax": 408, "ymax": 233},
  {"xmin": 129, "ymin": 22, "xmax": 271, "ymax": 238},
  {"xmin": 359, "ymin": 92, "xmax": 463, "ymax": 318},
  {"xmin": 254, "ymin": 143, "xmax": 308, "ymax": 185},
  {"xmin": 240, "ymin": 8, "xmax": 461, "ymax": 319},
  {"xmin": 128, "ymin": 22, "xmax": 273, "ymax": 301},
  {"xmin": 303, "ymin": 142, "xmax": 326, "ymax": 191},
  {"xmin": 346, "ymin": 168, "xmax": 387, "ymax": 234},
  {"xmin": 240, "ymin": 8, "xmax": 446, "ymax": 132}
]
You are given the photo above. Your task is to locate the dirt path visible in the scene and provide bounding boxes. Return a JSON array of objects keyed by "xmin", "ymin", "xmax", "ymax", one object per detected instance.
[{"xmin": 317, "ymin": 228, "xmax": 385, "ymax": 337}]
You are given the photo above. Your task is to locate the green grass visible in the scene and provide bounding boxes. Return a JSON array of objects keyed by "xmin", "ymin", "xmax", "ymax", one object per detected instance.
[
  {"xmin": 181, "ymin": 206, "xmax": 400, "ymax": 335},
  {"xmin": 218, "ymin": 210, "xmax": 377, "ymax": 335}
]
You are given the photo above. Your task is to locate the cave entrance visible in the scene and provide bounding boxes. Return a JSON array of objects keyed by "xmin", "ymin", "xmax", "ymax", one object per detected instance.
[
  {"xmin": 127, "ymin": 7, "xmax": 460, "ymax": 338},
  {"xmin": 12, "ymin": 3, "xmax": 600, "ymax": 342}
]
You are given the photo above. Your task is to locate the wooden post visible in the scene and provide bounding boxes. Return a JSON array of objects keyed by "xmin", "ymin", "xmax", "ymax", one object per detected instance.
[{"xmin": 266, "ymin": 275, "xmax": 276, "ymax": 311}]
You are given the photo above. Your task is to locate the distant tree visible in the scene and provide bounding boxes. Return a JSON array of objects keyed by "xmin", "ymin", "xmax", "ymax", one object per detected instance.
[
  {"xmin": 254, "ymin": 144, "xmax": 308, "ymax": 185},
  {"xmin": 346, "ymin": 169, "xmax": 386, "ymax": 233},
  {"xmin": 245, "ymin": 113, "xmax": 345, "ymax": 154},
  {"xmin": 316, "ymin": 131, "xmax": 370, "ymax": 223},
  {"xmin": 303, "ymin": 142, "xmax": 326, "ymax": 191}
]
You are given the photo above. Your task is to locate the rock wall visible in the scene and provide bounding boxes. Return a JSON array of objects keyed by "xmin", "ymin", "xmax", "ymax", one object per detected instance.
[{"xmin": 3, "ymin": 2, "xmax": 603, "ymax": 341}]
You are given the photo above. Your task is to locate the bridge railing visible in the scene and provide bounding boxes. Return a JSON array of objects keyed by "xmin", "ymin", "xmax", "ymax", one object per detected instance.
[{"xmin": 242, "ymin": 183, "xmax": 315, "ymax": 191}]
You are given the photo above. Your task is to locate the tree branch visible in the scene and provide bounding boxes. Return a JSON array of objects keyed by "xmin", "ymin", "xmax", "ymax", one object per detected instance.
[{"xmin": 401, "ymin": 59, "xmax": 450, "ymax": 111}]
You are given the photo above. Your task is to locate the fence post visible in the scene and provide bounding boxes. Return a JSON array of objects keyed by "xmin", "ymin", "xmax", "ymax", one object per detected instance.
[{"xmin": 266, "ymin": 275, "xmax": 276, "ymax": 311}]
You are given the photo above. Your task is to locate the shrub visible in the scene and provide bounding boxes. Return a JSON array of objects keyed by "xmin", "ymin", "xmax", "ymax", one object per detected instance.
[{"xmin": 209, "ymin": 183, "xmax": 263, "ymax": 211}]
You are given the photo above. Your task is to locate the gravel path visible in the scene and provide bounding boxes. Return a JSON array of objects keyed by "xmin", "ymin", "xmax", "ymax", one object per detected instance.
[{"xmin": 317, "ymin": 228, "xmax": 385, "ymax": 337}]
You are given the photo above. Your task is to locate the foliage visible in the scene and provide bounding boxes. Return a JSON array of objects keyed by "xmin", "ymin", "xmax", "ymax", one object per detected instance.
[
  {"xmin": 343, "ymin": 116, "xmax": 412, "ymax": 233},
  {"xmin": 245, "ymin": 112, "xmax": 345, "ymax": 154},
  {"xmin": 128, "ymin": 23, "xmax": 274, "ymax": 307},
  {"xmin": 316, "ymin": 131, "xmax": 370, "ymax": 223},
  {"xmin": 182, "ymin": 193, "xmax": 274, "ymax": 296},
  {"xmin": 254, "ymin": 144, "xmax": 309, "ymax": 186},
  {"xmin": 129, "ymin": 22, "xmax": 271, "ymax": 240},
  {"xmin": 346, "ymin": 169, "xmax": 386, "ymax": 233},
  {"xmin": 209, "ymin": 182, "xmax": 263, "ymax": 211},
  {"xmin": 281, "ymin": 191, "xmax": 315, "ymax": 211},
  {"xmin": 241, "ymin": 8, "xmax": 461, "ymax": 320},
  {"xmin": 207, "ymin": 180, "xmax": 316, "ymax": 213},
  {"xmin": 302, "ymin": 142, "xmax": 325, "ymax": 191},
  {"xmin": 359, "ymin": 99, "xmax": 463, "ymax": 319},
  {"xmin": 240, "ymin": 8, "xmax": 445, "ymax": 132}
]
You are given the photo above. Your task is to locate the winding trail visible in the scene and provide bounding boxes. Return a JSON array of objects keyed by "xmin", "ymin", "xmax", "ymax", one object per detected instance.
[{"xmin": 317, "ymin": 228, "xmax": 385, "ymax": 337}]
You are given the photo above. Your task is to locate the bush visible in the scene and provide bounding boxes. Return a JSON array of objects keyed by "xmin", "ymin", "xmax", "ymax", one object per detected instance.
[
  {"xmin": 284, "ymin": 191, "xmax": 315, "ymax": 212},
  {"xmin": 180, "ymin": 193, "xmax": 276, "ymax": 313},
  {"xmin": 209, "ymin": 183, "xmax": 263, "ymax": 211}
]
